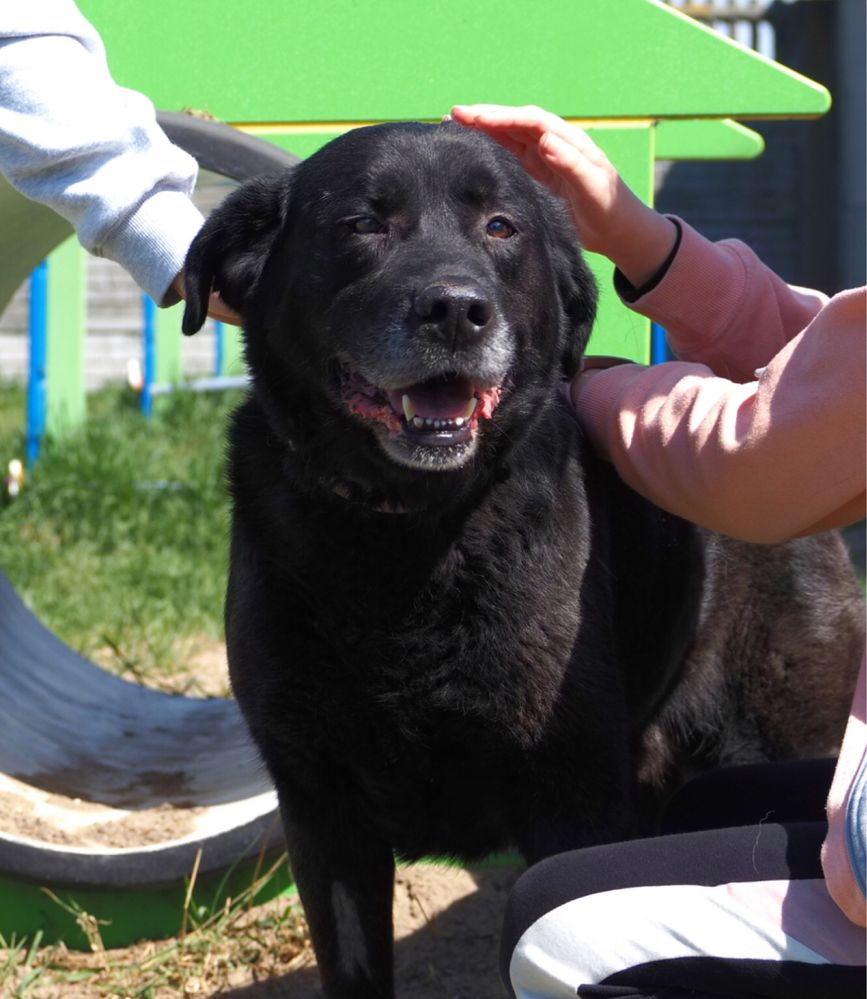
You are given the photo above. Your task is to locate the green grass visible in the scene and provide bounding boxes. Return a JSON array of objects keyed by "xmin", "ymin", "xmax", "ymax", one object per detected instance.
[
  {"xmin": 0, "ymin": 853, "xmax": 311, "ymax": 998},
  {"xmin": 0, "ymin": 384, "xmax": 318, "ymax": 992},
  {"xmin": 0, "ymin": 383, "xmax": 241, "ymax": 681}
]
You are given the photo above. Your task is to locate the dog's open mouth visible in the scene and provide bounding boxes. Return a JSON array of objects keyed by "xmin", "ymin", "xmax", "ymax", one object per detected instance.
[{"xmin": 340, "ymin": 365, "xmax": 502, "ymax": 449}]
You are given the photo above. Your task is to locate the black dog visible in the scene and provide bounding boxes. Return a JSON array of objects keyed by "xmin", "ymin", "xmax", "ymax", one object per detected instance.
[{"xmin": 182, "ymin": 122, "xmax": 862, "ymax": 998}]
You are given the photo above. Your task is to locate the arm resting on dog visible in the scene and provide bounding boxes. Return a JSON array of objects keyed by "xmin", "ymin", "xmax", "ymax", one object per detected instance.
[
  {"xmin": 570, "ymin": 231, "xmax": 865, "ymax": 546},
  {"xmin": 453, "ymin": 104, "xmax": 866, "ymax": 940},
  {"xmin": 450, "ymin": 106, "xmax": 864, "ymax": 545}
]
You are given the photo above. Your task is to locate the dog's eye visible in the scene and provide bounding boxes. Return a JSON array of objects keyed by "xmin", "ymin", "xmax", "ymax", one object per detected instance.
[
  {"xmin": 348, "ymin": 215, "xmax": 386, "ymax": 235},
  {"xmin": 486, "ymin": 216, "xmax": 516, "ymax": 239}
]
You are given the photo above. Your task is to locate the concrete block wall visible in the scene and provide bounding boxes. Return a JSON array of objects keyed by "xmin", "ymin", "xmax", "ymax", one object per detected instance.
[{"xmin": 0, "ymin": 173, "xmax": 231, "ymax": 390}]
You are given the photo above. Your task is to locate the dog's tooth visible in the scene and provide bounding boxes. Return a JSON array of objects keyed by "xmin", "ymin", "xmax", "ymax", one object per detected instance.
[{"xmin": 407, "ymin": 409, "xmax": 470, "ymax": 432}]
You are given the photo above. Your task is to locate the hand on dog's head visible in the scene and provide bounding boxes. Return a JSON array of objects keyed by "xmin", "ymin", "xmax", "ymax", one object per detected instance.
[{"xmin": 181, "ymin": 122, "xmax": 595, "ymax": 378}]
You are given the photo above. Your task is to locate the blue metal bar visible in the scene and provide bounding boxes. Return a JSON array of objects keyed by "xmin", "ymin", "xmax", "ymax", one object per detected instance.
[
  {"xmin": 25, "ymin": 261, "xmax": 48, "ymax": 466},
  {"xmin": 650, "ymin": 322, "xmax": 673, "ymax": 365},
  {"xmin": 141, "ymin": 294, "xmax": 156, "ymax": 417},
  {"xmin": 213, "ymin": 320, "xmax": 224, "ymax": 376}
]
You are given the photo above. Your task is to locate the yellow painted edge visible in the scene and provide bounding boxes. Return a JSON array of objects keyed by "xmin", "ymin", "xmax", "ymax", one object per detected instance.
[
  {"xmin": 230, "ymin": 111, "xmax": 825, "ymax": 136},
  {"xmin": 232, "ymin": 118, "xmax": 659, "ymax": 135}
]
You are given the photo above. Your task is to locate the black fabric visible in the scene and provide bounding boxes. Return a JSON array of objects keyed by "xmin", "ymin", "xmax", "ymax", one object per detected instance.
[
  {"xmin": 590, "ymin": 957, "xmax": 866, "ymax": 999},
  {"xmin": 661, "ymin": 760, "xmax": 836, "ymax": 835},
  {"xmin": 500, "ymin": 822, "xmax": 831, "ymax": 997},
  {"xmin": 577, "ymin": 986, "xmax": 651, "ymax": 997},
  {"xmin": 613, "ymin": 217, "xmax": 683, "ymax": 304}
]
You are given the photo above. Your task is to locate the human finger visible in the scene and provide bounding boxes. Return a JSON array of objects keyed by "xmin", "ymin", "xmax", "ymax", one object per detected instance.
[
  {"xmin": 452, "ymin": 104, "xmax": 600, "ymax": 158},
  {"xmin": 207, "ymin": 291, "xmax": 242, "ymax": 326},
  {"xmin": 536, "ymin": 129, "xmax": 606, "ymax": 190},
  {"xmin": 450, "ymin": 105, "xmax": 563, "ymax": 186},
  {"xmin": 172, "ymin": 270, "xmax": 242, "ymax": 326},
  {"xmin": 452, "ymin": 105, "xmax": 609, "ymax": 190}
]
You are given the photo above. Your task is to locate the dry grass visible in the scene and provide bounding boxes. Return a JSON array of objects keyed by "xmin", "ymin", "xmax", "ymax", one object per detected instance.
[
  {"xmin": 0, "ymin": 386, "xmax": 316, "ymax": 997},
  {"xmin": 0, "ymin": 854, "xmax": 314, "ymax": 998}
]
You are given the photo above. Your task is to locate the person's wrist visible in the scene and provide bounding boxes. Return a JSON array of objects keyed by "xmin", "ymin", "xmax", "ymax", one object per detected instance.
[
  {"xmin": 609, "ymin": 210, "xmax": 678, "ymax": 288},
  {"xmin": 157, "ymin": 272, "xmax": 184, "ymax": 308}
]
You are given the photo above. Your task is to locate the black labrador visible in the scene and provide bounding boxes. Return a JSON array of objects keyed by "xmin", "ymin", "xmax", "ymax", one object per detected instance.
[{"xmin": 182, "ymin": 122, "xmax": 863, "ymax": 998}]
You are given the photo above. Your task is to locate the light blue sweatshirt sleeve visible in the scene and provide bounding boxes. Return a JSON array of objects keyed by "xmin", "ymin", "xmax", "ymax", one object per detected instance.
[{"xmin": 0, "ymin": 0, "xmax": 204, "ymax": 304}]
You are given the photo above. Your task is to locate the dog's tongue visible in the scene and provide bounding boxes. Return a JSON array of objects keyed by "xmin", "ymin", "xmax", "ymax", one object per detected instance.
[{"xmin": 388, "ymin": 377, "xmax": 478, "ymax": 422}]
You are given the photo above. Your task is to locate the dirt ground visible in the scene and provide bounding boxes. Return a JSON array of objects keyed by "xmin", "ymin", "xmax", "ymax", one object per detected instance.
[
  {"xmin": 221, "ymin": 864, "xmax": 520, "ymax": 999},
  {"xmin": 2, "ymin": 638, "xmax": 520, "ymax": 998},
  {"xmin": 18, "ymin": 863, "xmax": 520, "ymax": 999}
]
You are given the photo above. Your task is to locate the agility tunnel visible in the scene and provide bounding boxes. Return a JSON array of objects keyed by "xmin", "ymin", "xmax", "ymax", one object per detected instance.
[{"xmin": 0, "ymin": 117, "xmax": 296, "ymax": 947}]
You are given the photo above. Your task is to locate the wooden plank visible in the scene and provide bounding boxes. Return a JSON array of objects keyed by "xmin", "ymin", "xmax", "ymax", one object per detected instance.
[
  {"xmin": 78, "ymin": 0, "xmax": 829, "ymax": 124},
  {"xmin": 656, "ymin": 118, "xmax": 764, "ymax": 160},
  {"xmin": 584, "ymin": 127, "xmax": 655, "ymax": 363},
  {"xmin": 154, "ymin": 298, "xmax": 183, "ymax": 386},
  {"xmin": 45, "ymin": 238, "xmax": 86, "ymax": 437}
]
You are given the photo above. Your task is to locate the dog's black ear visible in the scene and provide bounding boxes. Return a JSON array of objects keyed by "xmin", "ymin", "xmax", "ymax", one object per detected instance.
[
  {"xmin": 554, "ymin": 235, "xmax": 598, "ymax": 380},
  {"xmin": 181, "ymin": 172, "xmax": 293, "ymax": 335}
]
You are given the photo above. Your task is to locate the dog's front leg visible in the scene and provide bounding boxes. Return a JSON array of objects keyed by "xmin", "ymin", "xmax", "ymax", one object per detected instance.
[{"xmin": 282, "ymin": 807, "xmax": 396, "ymax": 998}]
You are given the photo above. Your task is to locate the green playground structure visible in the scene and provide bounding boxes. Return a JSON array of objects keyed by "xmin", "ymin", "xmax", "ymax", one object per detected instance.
[
  {"xmin": 0, "ymin": 0, "xmax": 830, "ymax": 454},
  {"xmin": 0, "ymin": 0, "xmax": 831, "ymax": 949}
]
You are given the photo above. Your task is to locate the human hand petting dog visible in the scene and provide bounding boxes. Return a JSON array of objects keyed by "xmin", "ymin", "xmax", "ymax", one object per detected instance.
[
  {"xmin": 450, "ymin": 105, "xmax": 652, "ymax": 405},
  {"xmin": 450, "ymin": 104, "xmax": 677, "ymax": 290},
  {"xmin": 169, "ymin": 271, "xmax": 241, "ymax": 324}
]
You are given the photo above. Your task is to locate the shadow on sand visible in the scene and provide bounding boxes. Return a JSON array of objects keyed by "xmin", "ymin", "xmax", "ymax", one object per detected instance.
[{"xmin": 216, "ymin": 864, "xmax": 519, "ymax": 999}]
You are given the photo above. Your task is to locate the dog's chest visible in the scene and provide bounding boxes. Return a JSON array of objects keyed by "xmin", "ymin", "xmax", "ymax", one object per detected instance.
[
  {"xmin": 267, "ymin": 468, "xmax": 598, "ymax": 767},
  {"xmin": 227, "ymin": 416, "xmax": 632, "ymax": 856}
]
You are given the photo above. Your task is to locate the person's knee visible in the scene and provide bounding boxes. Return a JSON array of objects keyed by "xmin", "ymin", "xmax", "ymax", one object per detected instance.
[
  {"xmin": 500, "ymin": 862, "xmax": 544, "ymax": 992},
  {"xmin": 500, "ymin": 853, "xmax": 604, "ymax": 996}
]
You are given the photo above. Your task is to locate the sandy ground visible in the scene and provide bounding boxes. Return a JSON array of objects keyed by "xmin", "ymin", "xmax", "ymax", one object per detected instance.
[
  {"xmin": 219, "ymin": 864, "xmax": 519, "ymax": 999},
  {"xmin": 2, "ymin": 638, "xmax": 520, "ymax": 997},
  {"xmin": 10, "ymin": 863, "xmax": 520, "ymax": 999}
]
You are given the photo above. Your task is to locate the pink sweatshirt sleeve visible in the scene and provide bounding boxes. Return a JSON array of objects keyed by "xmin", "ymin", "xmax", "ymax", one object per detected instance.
[
  {"xmin": 574, "ymin": 221, "xmax": 867, "ymax": 928},
  {"xmin": 573, "ymin": 222, "xmax": 866, "ymax": 543},
  {"xmin": 629, "ymin": 219, "xmax": 829, "ymax": 380}
]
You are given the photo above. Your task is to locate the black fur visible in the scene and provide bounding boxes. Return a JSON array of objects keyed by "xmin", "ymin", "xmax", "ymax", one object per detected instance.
[{"xmin": 183, "ymin": 123, "xmax": 863, "ymax": 998}]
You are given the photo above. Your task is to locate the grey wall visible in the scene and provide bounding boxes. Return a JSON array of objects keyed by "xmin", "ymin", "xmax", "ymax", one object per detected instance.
[{"xmin": 656, "ymin": 0, "xmax": 865, "ymax": 294}]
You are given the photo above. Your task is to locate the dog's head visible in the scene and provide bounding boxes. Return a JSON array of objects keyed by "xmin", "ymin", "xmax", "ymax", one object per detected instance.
[{"xmin": 183, "ymin": 122, "xmax": 595, "ymax": 479}]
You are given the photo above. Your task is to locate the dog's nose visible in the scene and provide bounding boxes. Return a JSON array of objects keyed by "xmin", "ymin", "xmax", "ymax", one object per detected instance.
[{"xmin": 414, "ymin": 281, "xmax": 493, "ymax": 343}]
